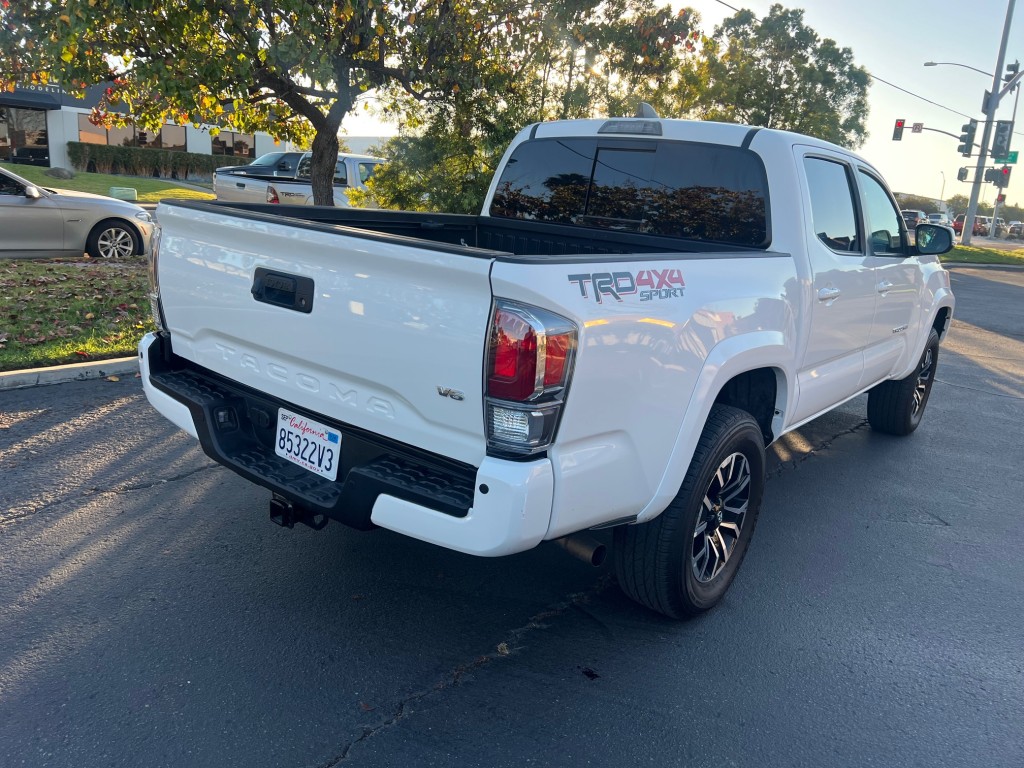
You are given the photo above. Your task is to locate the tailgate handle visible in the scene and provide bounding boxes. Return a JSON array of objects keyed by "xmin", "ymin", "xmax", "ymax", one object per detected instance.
[{"xmin": 251, "ymin": 268, "xmax": 314, "ymax": 313}]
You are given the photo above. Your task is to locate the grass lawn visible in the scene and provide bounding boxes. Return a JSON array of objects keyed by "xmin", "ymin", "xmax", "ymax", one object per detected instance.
[
  {"xmin": 0, "ymin": 258, "xmax": 154, "ymax": 372},
  {"xmin": 0, "ymin": 161, "xmax": 213, "ymax": 202},
  {"xmin": 944, "ymin": 244, "xmax": 1024, "ymax": 266}
]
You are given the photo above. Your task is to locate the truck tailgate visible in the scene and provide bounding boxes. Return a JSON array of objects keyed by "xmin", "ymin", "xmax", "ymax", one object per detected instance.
[{"xmin": 156, "ymin": 202, "xmax": 496, "ymax": 466}]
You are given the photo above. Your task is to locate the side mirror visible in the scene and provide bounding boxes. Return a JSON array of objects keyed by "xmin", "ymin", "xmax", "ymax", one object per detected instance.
[
  {"xmin": 915, "ymin": 223, "xmax": 954, "ymax": 255},
  {"xmin": 24, "ymin": 185, "xmax": 41, "ymax": 200}
]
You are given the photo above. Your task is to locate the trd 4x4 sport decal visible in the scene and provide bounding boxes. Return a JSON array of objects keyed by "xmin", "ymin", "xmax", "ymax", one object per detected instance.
[{"xmin": 568, "ymin": 269, "xmax": 685, "ymax": 304}]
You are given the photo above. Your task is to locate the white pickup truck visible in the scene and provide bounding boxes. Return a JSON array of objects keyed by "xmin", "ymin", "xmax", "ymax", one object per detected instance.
[
  {"xmin": 212, "ymin": 151, "xmax": 384, "ymax": 206},
  {"xmin": 140, "ymin": 115, "xmax": 955, "ymax": 618}
]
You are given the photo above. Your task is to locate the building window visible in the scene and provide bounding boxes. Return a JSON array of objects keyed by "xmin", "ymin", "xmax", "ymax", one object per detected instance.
[
  {"xmin": 0, "ymin": 107, "xmax": 49, "ymax": 166},
  {"xmin": 77, "ymin": 114, "xmax": 107, "ymax": 145},
  {"xmin": 158, "ymin": 125, "xmax": 186, "ymax": 152},
  {"xmin": 0, "ymin": 112, "xmax": 8, "ymax": 162},
  {"xmin": 211, "ymin": 130, "xmax": 255, "ymax": 157},
  {"xmin": 76, "ymin": 117, "xmax": 189, "ymax": 153},
  {"xmin": 107, "ymin": 124, "xmax": 137, "ymax": 148}
]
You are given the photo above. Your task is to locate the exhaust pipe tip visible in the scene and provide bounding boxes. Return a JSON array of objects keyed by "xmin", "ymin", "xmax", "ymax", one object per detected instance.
[{"xmin": 553, "ymin": 535, "xmax": 607, "ymax": 567}]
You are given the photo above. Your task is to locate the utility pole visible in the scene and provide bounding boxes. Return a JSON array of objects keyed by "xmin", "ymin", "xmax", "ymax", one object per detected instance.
[{"xmin": 962, "ymin": 0, "xmax": 1016, "ymax": 245}]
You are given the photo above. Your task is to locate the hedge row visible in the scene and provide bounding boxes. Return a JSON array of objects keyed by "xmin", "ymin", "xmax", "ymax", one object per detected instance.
[{"xmin": 65, "ymin": 142, "xmax": 250, "ymax": 181}]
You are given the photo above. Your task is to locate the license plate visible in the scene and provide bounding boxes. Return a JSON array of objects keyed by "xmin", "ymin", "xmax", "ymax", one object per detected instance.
[{"xmin": 275, "ymin": 409, "xmax": 341, "ymax": 481}]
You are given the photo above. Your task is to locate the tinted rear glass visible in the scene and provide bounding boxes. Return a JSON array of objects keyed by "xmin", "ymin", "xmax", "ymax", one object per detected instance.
[{"xmin": 490, "ymin": 138, "xmax": 769, "ymax": 247}]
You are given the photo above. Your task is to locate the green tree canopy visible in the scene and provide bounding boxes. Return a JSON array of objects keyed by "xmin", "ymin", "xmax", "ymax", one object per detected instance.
[
  {"xmin": 0, "ymin": 0, "xmax": 545, "ymax": 203},
  {"xmin": 895, "ymin": 194, "xmax": 941, "ymax": 214},
  {"xmin": 673, "ymin": 4, "xmax": 869, "ymax": 148},
  {"xmin": 358, "ymin": 0, "xmax": 700, "ymax": 212}
]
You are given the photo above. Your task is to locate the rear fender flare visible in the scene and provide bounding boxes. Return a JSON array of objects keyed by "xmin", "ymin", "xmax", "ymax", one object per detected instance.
[{"xmin": 635, "ymin": 332, "xmax": 791, "ymax": 524}]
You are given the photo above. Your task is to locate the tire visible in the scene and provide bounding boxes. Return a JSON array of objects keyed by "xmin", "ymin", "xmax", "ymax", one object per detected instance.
[
  {"xmin": 867, "ymin": 329, "xmax": 940, "ymax": 436},
  {"xmin": 87, "ymin": 219, "xmax": 139, "ymax": 259},
  {"xmin": 614, "ymin": 404, "xmax": 765, "ymax": 619}
]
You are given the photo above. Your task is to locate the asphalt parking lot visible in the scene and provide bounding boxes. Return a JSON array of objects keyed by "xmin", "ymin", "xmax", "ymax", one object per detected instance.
[{"xmin": 0, "ymin": 266, "xmax": 1021, "ymax": 768}]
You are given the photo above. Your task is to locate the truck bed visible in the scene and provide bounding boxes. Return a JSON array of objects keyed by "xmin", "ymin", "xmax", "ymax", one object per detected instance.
[{"xmin": 162, "ymin": 200, "xmax": 764, "ymax": 261}]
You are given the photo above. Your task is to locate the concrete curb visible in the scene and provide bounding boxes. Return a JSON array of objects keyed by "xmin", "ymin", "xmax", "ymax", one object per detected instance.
[
  {"xmin": 0, "ymin": 356, "xmax": 139, "ymax": 391},
  {"xmin": 945, "ymin": 262, "xmax": 1024, "ymax": 270}
]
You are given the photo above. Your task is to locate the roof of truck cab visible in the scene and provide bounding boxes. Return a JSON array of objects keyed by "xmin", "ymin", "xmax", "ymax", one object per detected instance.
[
  {"xmin": 521, "ymin": 117, "xmax": 876, "ymax": 176},
  {"xmin": 527, "ymin": 117, "xmax": 854, "ymax": 154}
]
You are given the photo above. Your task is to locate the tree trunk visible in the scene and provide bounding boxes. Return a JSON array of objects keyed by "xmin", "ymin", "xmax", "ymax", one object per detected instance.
[{"xmin": 310, "ymin": 123, "xmax": 341, "ymax": 207}]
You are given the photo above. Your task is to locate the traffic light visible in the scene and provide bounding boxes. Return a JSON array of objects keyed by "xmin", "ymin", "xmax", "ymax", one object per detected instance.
[
  {"xmin": 1006, "ymin": 60, "xmax": 1020, "ymax": 83},
  {"xmin": 992, "ymin": 120, "xmax": 1013, "ymax": 159},
  {"xmin": 958, "ymin": 120, "xmax": 978, "ymax": 157},
  {"xmin": 892, "ymin": 119, "xmax": 905, "ymax": 141},
  {"xmin": 996, "ymin": 166, "xmax": 1011, "ymax": 188},
  {"xmin": 957, "ymin": 167, "xmax": 968, "ymax": 182}
]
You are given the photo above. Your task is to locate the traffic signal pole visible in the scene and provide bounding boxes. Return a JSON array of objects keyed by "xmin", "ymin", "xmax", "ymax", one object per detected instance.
[{"xmin": 962, "ymin": 0, "xmax": 1016, "ymax": 246}]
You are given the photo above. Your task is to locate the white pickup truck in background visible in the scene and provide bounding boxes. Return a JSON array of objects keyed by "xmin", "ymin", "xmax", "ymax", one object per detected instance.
[
  {"xmin": 141, "ymin": 113, "xmax": 955, "ymax": 618},
  {"xmin": 213, "ymin": 151, "xmax": 384, "ymax": 206}
]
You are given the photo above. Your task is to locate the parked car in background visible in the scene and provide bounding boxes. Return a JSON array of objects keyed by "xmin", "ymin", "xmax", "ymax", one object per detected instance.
[
  {"xmin": 0, "ymin": 165, "xmax": 154, "ymax": 259},
  {"xmin": 1008, "ymin": 220, "xmax": 1022, "ymax": 238},
  {"xmin": 927, "ymin": 212, "xmax": 950, "ymax": 226},
  {"xmin": 214, "ymin": 152, "xmax": 384, "ymax": 207},
  {"xmin": 215, "ymin": 151, "xmax": 305, "ymax": 178},
  {"xmin": 901, "ymin": 209, "xmax": 929, "ymax": 228},
  {"xmin": 974, "ymin": 216, "xmax": 991, "ymax": 236},
  {"xmin": 952, "ymin": 214, "xmax": 966, "ymax": 235}
]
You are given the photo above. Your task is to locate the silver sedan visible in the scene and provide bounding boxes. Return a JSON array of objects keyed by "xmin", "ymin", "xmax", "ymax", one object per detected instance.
[{"xmin": 0, "ymin": 165, "xmax": 155, "ymax": 259}]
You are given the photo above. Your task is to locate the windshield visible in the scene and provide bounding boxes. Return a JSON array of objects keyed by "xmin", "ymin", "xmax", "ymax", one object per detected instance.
[{"xmin": 249, "ymin": 152, "xmax": 287, "ymax": 167}]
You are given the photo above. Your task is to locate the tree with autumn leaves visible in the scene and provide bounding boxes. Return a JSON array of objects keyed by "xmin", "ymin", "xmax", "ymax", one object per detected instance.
[
  {"xmin": 1, "ymin": 1, "xmax": 870, "ymax": 210},
  {"xmin": 1, "ymin": 0, "xmax": 566, "ymax": 204}
]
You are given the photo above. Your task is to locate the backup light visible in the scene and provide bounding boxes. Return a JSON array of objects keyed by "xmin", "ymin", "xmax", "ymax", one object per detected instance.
[{"xmin": 485, "ymin": 300, "xmax": 578, "ymax": 457}]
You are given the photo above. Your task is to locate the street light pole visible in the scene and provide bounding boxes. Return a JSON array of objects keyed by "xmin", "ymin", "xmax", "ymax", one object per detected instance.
[
  {"xmin": 962, "ymin": 0, "xmax": 1016, "ymax": 246},
  {"xmin": 939, "ymin": 170, "xmax": 946, "ymax": 203},
  {"xmin": 924, "ymin": 61, "xmax": 993, "ymax": 78}
]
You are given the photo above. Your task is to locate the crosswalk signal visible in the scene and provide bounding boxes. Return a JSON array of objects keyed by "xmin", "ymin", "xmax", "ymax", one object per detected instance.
[
  {"xmin": 892, "ymin": 119, "xmax": 905, "ymax": 141},
  {"xmin": 958, "ymin": 120, "xmax": 978, "ymax": 157}
]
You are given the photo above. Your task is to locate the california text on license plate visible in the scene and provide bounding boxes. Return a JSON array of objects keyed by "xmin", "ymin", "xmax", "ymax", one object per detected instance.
[{"xmin": 275, "ymin": 409, "xmax": 341, "ymax": 481}]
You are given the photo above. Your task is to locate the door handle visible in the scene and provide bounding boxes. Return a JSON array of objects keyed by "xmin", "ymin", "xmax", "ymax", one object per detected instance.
[
  {"xmin": 876, "ymin": 280, "xmax": 894, "ymax": 295},
  {"xmin": 817, "ymin": 287, "xmax": 841, "ymax": 302}
]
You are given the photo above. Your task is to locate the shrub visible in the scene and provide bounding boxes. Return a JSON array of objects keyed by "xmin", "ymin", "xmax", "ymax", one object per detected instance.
[{"xmin": 65, "ymin": 142, "xmax": 249, "ymax": 181}]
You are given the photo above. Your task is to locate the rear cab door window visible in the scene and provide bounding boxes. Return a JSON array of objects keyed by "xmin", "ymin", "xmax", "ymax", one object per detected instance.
[{"xmin": 791, "ymin": 151, "xmax": 875, "ymax": 424}]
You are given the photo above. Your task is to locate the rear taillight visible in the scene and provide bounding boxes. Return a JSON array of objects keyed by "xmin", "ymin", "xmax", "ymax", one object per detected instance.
[
  {"xmin": 485, "ymin": 300, "xmax": 577, "ymax": 457},
  {"xmin": 266, "ymin": 186, "xmax": 280, "ymax": 204}
]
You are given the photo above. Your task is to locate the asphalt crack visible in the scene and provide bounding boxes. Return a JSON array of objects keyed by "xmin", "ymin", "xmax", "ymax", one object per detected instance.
[
  {"xmin": 767, "ymin": 418, "xmax": 871, "ymax": 480},
  {"xmin": 318, "ymin": 575, "xmax": 616, "ymax": 766},
  {"xmin": 934, "ymin": 378, "xmax": 1024, "ymax": 400},
  {"xmin": 0, "ymin": 463, "xmax": 220, "ymax": 528}
]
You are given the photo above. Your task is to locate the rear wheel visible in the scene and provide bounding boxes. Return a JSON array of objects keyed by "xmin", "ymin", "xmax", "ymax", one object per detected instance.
[
  {"xmin": 614, "ymin": 404, "xmax": 765, "ymax": 619},
  {"xmin": 867, "ymin": 329, "xmax": 940, "ymax": 436},
  {"xmin": 87, "ymin": 219, "xmax": 139, "ymax": 259}
]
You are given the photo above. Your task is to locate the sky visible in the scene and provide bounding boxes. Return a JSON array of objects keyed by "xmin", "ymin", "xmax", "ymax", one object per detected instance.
[{"xmin": 340, "ymin": 0, "xmax": 1022, "ymax": 209}]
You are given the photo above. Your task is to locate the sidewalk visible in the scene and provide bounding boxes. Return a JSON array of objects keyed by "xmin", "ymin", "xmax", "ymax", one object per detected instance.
[{"xmin": 0, "ymin": 356, "xmax": 139, "ymax": 391}]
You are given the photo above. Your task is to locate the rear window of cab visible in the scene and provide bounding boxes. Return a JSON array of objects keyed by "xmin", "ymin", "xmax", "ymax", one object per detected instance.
[{"xmin": 489, "ymin": 137, "xmax": 770, "ymax": 248}]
